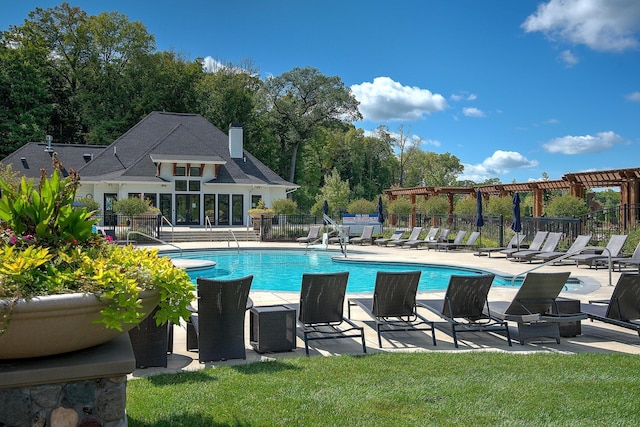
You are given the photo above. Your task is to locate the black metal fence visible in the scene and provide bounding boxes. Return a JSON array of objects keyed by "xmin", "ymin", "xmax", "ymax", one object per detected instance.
[{"xmin": 94, "ymin": 214, "xmax": 161, "ymax": 242}]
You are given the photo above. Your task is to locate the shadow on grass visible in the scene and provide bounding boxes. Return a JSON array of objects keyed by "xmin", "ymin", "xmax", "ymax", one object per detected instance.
[
  {"xmin": 229, "ymin": 359, "xmax": 301, "ymax": 375},
  {"xmin": 128, "ymin": 413, "xmax": 252, "ymax": 427}
]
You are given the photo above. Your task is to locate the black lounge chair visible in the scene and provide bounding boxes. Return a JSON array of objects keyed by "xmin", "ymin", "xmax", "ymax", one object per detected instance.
[
  {"xmin": 477, "ymin": 233, "xmax": 524, "ymax": 257},
  {"xmin": 532, "ymin": 234, "xmax": 592, "ymax": 264},
  {"xmin": 296, "ymin": 225, "xmax": 321, "ymax": 244},
  {"xmin": 295, "ymin": 272, "xmax": 366, "ymax": 355},
  {"xmin": 389, "ymin": 226, "xmax": 423, "ymax": 247},
  {"xmin": 488, "ymin": 271, "xmax": 586, "ymax": 344},
  {"xmin": 188, "ymin": 275, "xmax": 253, "ymax": 362},
  {"xmin": 569, "ymin": 234, "xmax": 628, "ymax": 268},
  {"xmin": 436, "ymin": 231, "xmax": 481, "ymax": 252},
  {"xmin": 510, "ymin": 232, "xmax": 563, "ymax": 263},
  {"xmin": 375, "ymin": 229, "xmax": 405, "ymax": 246},
  {"xmin": 500, "ymin": 231, "xmax": 548, "ymax": 258},
  {"xmin": 350, "ymin": 225, "xmax": 375, "ymax": 245},
  {"xmin": 417, "ymin": 274, "xmax": 512, "ymax": 348},
  {"xmin": 402, "ymin": 227, "xmax": 440, "ymax": 249},
  {"xmin": 347, "ymin": 271, "xmax": 436, "ymax": 348},
  {"xmin": 580, "ymin": 273, "xmax": 640, "ymax": 338}
]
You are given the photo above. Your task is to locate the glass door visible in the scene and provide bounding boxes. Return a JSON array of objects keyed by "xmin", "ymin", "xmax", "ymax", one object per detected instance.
[{"xmin": 176, "ymin": 195, "xmax": 200, "ymax": 225}]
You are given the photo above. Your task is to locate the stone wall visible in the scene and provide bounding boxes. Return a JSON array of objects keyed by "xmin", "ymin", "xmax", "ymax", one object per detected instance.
[{"xmin": 0, "ymin": 375, "xmax": 128, "ymax": 427}]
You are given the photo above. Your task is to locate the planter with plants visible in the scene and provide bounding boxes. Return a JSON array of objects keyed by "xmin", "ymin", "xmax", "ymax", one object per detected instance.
[
  {"xmin": 0, "ymin": 159, "xmax": 194, "ymax": 359},
  {"xmin": 248, "ymin": 199, "xmax": 275, "ymax": 231}
]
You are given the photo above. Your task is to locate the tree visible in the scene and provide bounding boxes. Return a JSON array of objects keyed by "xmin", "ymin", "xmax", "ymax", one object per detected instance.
[
  {"xmin": 262, "ymin": 66, "xmax": 362, "ymax": 182},
  {"xmin": 424, "ymin": 196, "xmax": 449, "ymax": 215},
  {"xmin": 486, "ymin": 196, "xmax": 512, "ymax": 218},
  {"xmin": 376, "ymin": 124, "xmax": 420, "ymax": 187},
  {"xmin": 347, "ymin": 198, "xmax": 377, "ymax": 214},
  {"xmin": 404, "ymin": 150, "xmax": 464, "ymax": 187},
  {"xmin": 546, "ymin": 195, "xmax": 588, "ymax": 217},
  {"xmin": 312, "ymin": 168, "xmax": 350, "ymax": 217},
  {"xmin": 454, "ymin": 196, "xmax": 477, "ymax": 216}
]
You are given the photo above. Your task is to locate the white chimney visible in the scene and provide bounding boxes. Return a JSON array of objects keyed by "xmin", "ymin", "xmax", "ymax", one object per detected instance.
[{"xmin": 229, "ymin": 123, "xmax": 243, "ymax": 159}]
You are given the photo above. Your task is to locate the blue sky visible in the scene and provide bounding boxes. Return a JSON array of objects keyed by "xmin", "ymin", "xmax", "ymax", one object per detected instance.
[{"xmin": 2, "ymin": 0, "xmax": 640, "ymax": 185}]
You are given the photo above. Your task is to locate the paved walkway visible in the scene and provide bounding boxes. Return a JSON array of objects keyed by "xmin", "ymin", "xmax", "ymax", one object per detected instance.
[{"xmin": 130, "ymin": 241, "xmax": 640, "ymax": 379}]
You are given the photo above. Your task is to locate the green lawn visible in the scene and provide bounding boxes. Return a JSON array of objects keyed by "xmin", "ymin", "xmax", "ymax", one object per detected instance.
[{"xmin": 127, "ymin": 352, "xmax": 640, "ymax": 426}]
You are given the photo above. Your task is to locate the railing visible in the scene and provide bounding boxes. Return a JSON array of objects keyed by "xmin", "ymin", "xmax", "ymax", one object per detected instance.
[
  {"xmin": 227, "ymin": 229, "xmax": 240, "ymax": 252},
  {"xmin": 160, "ymin": 215, "xmax": 174, "ymax": 242},
  {"xmin": 126, "ymin": 230, "xmax": 182, "ymax": 255}
]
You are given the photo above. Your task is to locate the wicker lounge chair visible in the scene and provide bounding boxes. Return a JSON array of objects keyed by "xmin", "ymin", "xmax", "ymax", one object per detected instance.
[
  {"xmin": 375, "ymin": 229, "xmax": 405, "ymax": 246},
  {"xmin": 569, "ymin": 234, "xmax": 628, "ymax": 268},
  {"xmin": 128, "ymin": 306, "xmax": 171, "ymax": 368},
  {"xmin": 350, "ymin": 225, "xmax": 375, "ymax": 245},
  {"xmin": 488, "ymin": 271, "xmax": 586, "ymax": 344},
  {"xmin": 477, "ymin": 233, "xmax": 524, "ymax": 257},
  {"xmin": 402, "ymin": 227, "xmax": 440, "ymax": 249},
  {"xmin": 580, "ymin": 273, "xmax": 640, "ymax": 338},
  {"xmin": 188, "ymin": 275, "xmax": 253, "ymax": 362},
  {"xmin": 500, "ymin": 231, "xmax": 548, "ymax": 258},
  {"xmin": 296, "ymin": 225, "xmax": 321, "ymax": 244},
  {"xmin": 510, "ymin": 232, "xmax": 563, "ymax": 263},
  {"xmin": 532, "ymin": 234, "xmax": 592, "ymax": 264},
  {"xmin": 347, "ymin": 271, "xmax": 436, "ymax": 348},
  {"xmin": 389, "ymin": 227, "xmax": 423, "ymax": 247},
  {"xmin": 294, "ymin": 272, "xmax": 366, "ymax": 355},
  {"xmin": 417, "ymin": 274, "xmax": 512, "ymax": 348}
]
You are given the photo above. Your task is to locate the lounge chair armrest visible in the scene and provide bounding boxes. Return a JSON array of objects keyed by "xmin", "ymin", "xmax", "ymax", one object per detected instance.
[
  {"xmin": 588, "ymin": 299, "xmax": 610, "ymax": 305},
  {"xmin": 540, "ymin": 313, "xmax": 588, "ymax": 322}
]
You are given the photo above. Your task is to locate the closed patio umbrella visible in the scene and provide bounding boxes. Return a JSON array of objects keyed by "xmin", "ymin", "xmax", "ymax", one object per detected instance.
[
  {"xmin": 377, "ymin": 196, "xmax": 384, "ymax": 235},
  {"xmin": 475, "ymin": 190, "xmax": 484, "ymax": 246},
  {"xmin": 511, "ymin": 192, "xmax": 522, "ymax": 250},
  {"xmin": 322, "ymin": 200, "xmax": 329, "ymax": 224}
]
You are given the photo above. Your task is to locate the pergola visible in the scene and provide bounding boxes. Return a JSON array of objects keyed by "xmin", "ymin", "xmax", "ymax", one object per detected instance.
[{"xmin": 384, "ymin": 167, "xmax": 640, "ymax": 227}]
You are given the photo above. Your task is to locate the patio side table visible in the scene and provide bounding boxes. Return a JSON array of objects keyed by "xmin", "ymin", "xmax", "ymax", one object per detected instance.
[
  {"xmin": 552, "ymin": 297, "xmax": 582, "ymax": 337},
  {"xmin": 250, "ymin": 305, "xmax": 296, "ymax": 353}
]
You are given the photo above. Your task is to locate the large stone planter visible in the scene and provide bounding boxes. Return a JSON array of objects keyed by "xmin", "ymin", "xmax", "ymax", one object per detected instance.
[{"xmin": 0, "ymin": 289, "xmax": 160, "ymax": 359}]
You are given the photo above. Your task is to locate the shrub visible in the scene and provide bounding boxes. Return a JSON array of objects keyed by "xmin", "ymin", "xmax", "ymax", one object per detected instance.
[
  {"xmin": 271, "ymin": 198, "xmax": 297, "ymax": 215},
  {"xmin": 347, "ymin": 198, "xmax": 376, "ymax": 214}
]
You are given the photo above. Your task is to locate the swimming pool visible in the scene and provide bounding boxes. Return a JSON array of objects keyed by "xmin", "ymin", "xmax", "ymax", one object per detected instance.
[{"xmin": 165, "ymin": 249, "xmax": 577, "ymax": 293}]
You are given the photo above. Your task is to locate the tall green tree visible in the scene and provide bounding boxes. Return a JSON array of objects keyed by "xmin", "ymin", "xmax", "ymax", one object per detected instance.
[
  {"xmin": 262, "ymin": 66, "xmax": 362, "ymax": 182},
  {"xmin": 404, "ymin": 149, "xmax": 463, "ymax": 187}
]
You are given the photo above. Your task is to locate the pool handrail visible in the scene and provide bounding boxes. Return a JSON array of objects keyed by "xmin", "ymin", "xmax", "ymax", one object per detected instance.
[{"xmin": 126, "ymin": 230, "xmax": 182, "ymax": 256}]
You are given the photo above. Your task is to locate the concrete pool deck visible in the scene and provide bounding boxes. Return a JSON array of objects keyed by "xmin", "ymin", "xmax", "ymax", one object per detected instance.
[{"xmin": 130, "ymin": 241, "xmax": 640, "ymax": 379}]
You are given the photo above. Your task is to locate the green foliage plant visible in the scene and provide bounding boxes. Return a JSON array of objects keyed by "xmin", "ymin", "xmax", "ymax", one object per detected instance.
[
  {"xmin": 271, "ymin": 198, "xmax": 297, "ymax": 215},
  {"xmin": 454, "ymin": 196, "xmax": 477, "ymax": 216},
  {"xmin": 424, "ymin": 196, "xmax": 448, "ymax": 215},
  {"xmin": 0, "ymin": 158, "xmax": 194, "ymax": 335},
  {"xmin": 486, "ymin": 196, "xmax": 513, "ymax": 218},
  {"xmin": 347, "ymin": 198, "xmax": 376, "ymax": 214},
  {"xmin": 248, "ymin": 199, "xmax": 275, "ymax": 215},
  {"xmin": 388, "ymin": 197, "xmax": 413, "ymax": 215},
  {"xmin": 546, "ymin": 195, "xmax": 589, "ymax": 217},
  {"xmin": 113, "ymin": 196, "xmax": 152, "ymax": 217}
]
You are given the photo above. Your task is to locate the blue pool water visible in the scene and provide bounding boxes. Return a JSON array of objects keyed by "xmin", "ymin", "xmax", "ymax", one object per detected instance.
[{"xmin": 165, "ymin": 249, "xmax": 552, "ymax": 293}]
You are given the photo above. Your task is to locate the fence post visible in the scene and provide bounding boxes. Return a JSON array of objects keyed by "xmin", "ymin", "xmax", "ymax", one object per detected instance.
[{"xmin": 499, "ymin": 214, "xmax": 504, "ymax": 247}]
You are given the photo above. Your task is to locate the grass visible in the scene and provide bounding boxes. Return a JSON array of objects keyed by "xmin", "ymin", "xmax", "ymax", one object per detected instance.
[{"xmin": 127, "ymin": 352, "xmax": 640, "ymax": 426}]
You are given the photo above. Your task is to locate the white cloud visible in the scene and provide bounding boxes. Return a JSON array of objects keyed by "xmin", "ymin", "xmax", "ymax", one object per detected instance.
[
  {"xmin": 202, "ymin": 56, "xmax": 224, "ymax": 72},
  {"xmin": 350, "ymin": 77, "xmax": 448, "ymax": 121},
  {"xmin": 559, "ymin": 49, "xmax": 579, "ymax": 66},
  {"xmin": 542, "ymin": 131, "xmax": 624, "ymax": 154},
  {"xmin": 450, "ymin": 92, "xmax": 477, "ymax": 102},
  {"xmin": 626, "ymin": 91, "xmax": 640, "ymax": 101},
  {"xmin": 522, "ymin": 0, "xmax": 640, "ymax": 52},
  {"xmin": 459, "ymin": 150, "xmax": 539, "ymax": 181},
  {"xmin": 462, "ymin": 107, "xmax": 486, "ymax": 118}
]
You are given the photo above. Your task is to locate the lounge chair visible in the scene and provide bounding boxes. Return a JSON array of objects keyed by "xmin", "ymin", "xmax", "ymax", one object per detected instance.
[
  {"xmin": 389, "ymin": 226, "xmax": 423, "ymax": 247},
  {"xmin": 294, "ymin": 272, "xmax": 366, "ymax": 355},
  {"xmin": 488, "ymin": 271, "xmax": 586, "ymax": 344},
  {"xmin": 347, "ymin": 271, "xmax": 436, "ymax": 348},
  {"xmin": 580, "ymin": 273, "xmax": 640, "ymax": 338},
  {"xmin": 417, "ymin": 274, "xmax": 512, "ymax": 348},
  {"xmin": 532, "ymin": 234, "xmax": 592, "ymax": 264},
  {"xmin": 375, "ymin": 229, "xmax": 405, "ymax": 246},
  {"xmin": 436, "ymin": 231, "xmax": 480, "ymax": 252},
  {"xmin": 426, "ymin": 228, "xmax": 451, "ymax": 250},
  {"xmin": 599, "ymin": 241, "xmax": 640, "ymax": 272},
  {"xmin": 500, "ymin": 231, "xmax": 548, "ymax": 258},
  {"xmin": 328, "ymin": 225, "xmax": 350, "ymax": 244},
  {"xmin": 350, "ymin": 225, "xmax": 375, "ymax": 245},
  {"xmin": 296, "ymin": 225, "xmax": 321, "ymax": 244},
  {"xmin": 569, "ymin": 234, "xmax": 628, "ymax": 268},
  {"xmin": 188, "ymin": 276, "xmax": 253, "ymax": 362},
  {"xmin": 510, "ymin": 232, "xmax": 563, "ymax": 263},
  {"xmin": 477, "ymin": 233, "xmax": 524, "ymax": 257},
  {"xmin": 433, "ymin": 230, "xmax": 466, "ymax": 251},
  {"xmin": 402, "ymin": 227, "xmax": 440, "ymax": 249}
]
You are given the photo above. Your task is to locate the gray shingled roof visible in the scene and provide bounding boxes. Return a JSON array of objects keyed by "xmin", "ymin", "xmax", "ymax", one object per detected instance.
[{"xmin": 3, "ymin": 112, "xmax": 297, "ymax": 189}]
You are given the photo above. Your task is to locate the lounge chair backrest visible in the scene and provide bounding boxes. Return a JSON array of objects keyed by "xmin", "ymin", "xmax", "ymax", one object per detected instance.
[
  {"xmin": 308, "ymin": 226, "xmax": 321, "ymax": 239},
  {"xmin": 539, "ymin": 232, "xmax": 563, "ymax": 253},
  {"xmin": 465, "ymin": 231, "xmax": 480, "ymax": 246},
  {"xmin": 451, "ymin": 230, "xmax": 467, "ymax": 244},
  {"xmin": 630, "ymin": 242, "xmax": 640, "ymax": 260},
  {"xmin": 441, "ymin": 274, "xmax": 495, "ymax": 320},
  {"xmin": 361, "ymin": 226, "xmax": 374, "ymax": 239},
  {"xmin": 406, "ymin": 227, "xmax": 423, "ymax": 241},
  {"xmin": 606, "ymin": 273, "xmax": 640, "ymax": 321},
  {"xmin": 299, "ymin": 272, "xmax": 349, "ymax": 324},
  {"xmin": 438, "ymin": 229, "xmax": 451, "ymax": 242},
  {"xmin": 372, "ymin": 271, "xmax": 421, "ymax": 317},
  {"xmin": 390, "ymin": 230, "xmax": 404, "ymax": 240},
  {"xmin": 566, "ymin": 235, "xmax": 592, "ymax": 254},
  {"xmin": 425, "ymin": 227, "xmax": 439, "ymax": 241},
  {"xmin": 506, "ymin": 234, "xmax": 520, "ymax": 248},
  {"xmin": 604, "ymin": 235, "xmax": 628, "ymax": 257},
  {"xmin": 527, "ymin": 231, "xmax": 549, "ymax": 251},
  {"xmin": 505, "ymin": 271, "xmax": 571, "ymax": 315}
]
